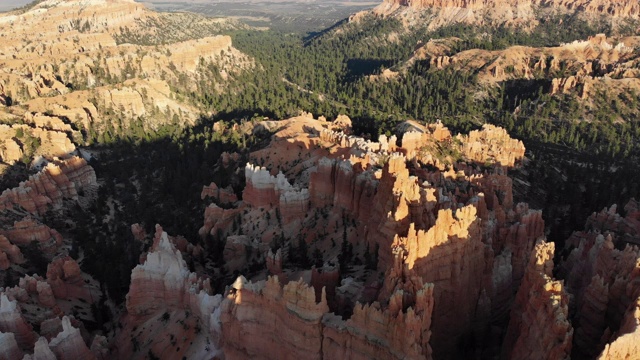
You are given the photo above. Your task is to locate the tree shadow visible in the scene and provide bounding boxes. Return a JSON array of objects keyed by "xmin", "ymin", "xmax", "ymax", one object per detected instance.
[{"xmin": 343, "ymin": 58, "xmax": 396, "ymax": 82}]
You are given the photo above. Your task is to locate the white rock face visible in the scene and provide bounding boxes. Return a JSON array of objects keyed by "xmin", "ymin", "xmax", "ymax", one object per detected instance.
[
  {"xmin": 245, "ymin": 163, "xmax": 294, "ymax": 192},
  {"xmin": 0, "ymin": 294, "xmax": 36, "ymax": 348},
  {"xmin": 121, "ymin": 229, "xmax": 225, "ymax": 358},
  {"xmin": 48, "ymin": 316, "xmax": 95, "ymax": 360},
  {"xmin": 127, "ymin": 230, "xmax": 225, "ymax": 327},
  {"xmin": 39, "ymin": 0, "xmax": 117, "ymax": 9},
  {"xmin": 0, "ymin": 294, "xmax": 16, "ymax": 313},
  {"xmin": 279, "ymin": 189, "xmax": 310, "ymax": 206},
  {"xmin": 25, "ymin": 337, "xmax": 56, "ymax": 360},
  {"xmin": 0, "ymin": 331, "xmax": 22, "ymax": 360},
  {"xmin": 244, "ymin": 163, "xmax": 310, "ymax": 217},
  {"xmin": 127, "ymin": 231, "xmax": 190, "ymax": 315}
]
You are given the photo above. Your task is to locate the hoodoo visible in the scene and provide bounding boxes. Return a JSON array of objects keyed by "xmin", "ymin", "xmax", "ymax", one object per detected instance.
[{"xmin": 1, "ymin": 0, "xmax": 640, "ymax": 358}]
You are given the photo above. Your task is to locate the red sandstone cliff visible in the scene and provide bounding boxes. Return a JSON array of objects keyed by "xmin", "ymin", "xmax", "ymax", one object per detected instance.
[
  {"xmin": 201, "ymin": 182, "xmax": 238, "ymax": 204},
  {"xmin": 379, "ymin": 0, "xmax": 640, "ymax": 16},
  {"xmin": 221, "ymin": 276, "xmax": 329, "ymax": 360},
  {"xmin": 7, "ymin": 114, "xmax": 640, "ymax": 359},
  {"xmin": 0, "ymin": 157, "xmax": 96, "ymax": 215},
  {"xmin": 220, "ymin": 273, "xmax": 435, "ymax": 360},
  {"xmin": 46, "ymin": 256, "xmax": 97, "ymax": 303},
  {"xmin": 197, "ymin": 117, "xmax": 542, "ymax": 358},
  {"xmin": 370, "ymin": 0, "xmax": 640, "ymax": 28},
  {"xmin": 0, "ymin": 258, "xmax": 104, "ymax": 358},
  {"xmin": 0, "ymin": 235, "xmax": 24, "ymax": 270},
  {"xmin": 554, "ymin": 200, "xmax": 640, "ymax": 359},
  {"xmin": 47, "ymin": 316, "xmax": 95, "ymax": 360},
  {"xmin": 0, "ymin": 331, "xmax": 23, "ymax": 360},
  {"xmin": 503, "ymin": 240, "xmax": 573, "ymax": 359},
  {"xmin": 118, "ymin": 227, "xmax": 224, "ymax": 359},
  {"xmin": 599, "ymin": 297, "xmax": 640, "ymax": 359},
  {"xmin": 323, "ymin": 282, "xmax": 434, "ymax": 360},
  {"xmin": 0, "ymin": 294, "xmax": 37, "ymax": 350},
  {"xmin": 0, "ymin": 217, "xmax": 63, "ymax": 254}
]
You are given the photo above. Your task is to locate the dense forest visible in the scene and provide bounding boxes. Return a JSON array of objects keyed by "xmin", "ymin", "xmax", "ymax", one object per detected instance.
[{"xmin": 168, "ymin": 14, "xmax": 640, "ymax": 159}]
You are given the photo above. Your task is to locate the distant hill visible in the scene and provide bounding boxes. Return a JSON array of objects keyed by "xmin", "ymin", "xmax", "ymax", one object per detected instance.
[
  {"xmin": 137, "ymin": 0, "xmax": 380, "ymax": 31},
  {"xmin": 0, "ymin": 0, "xmax": 34, "ymax": 12}
]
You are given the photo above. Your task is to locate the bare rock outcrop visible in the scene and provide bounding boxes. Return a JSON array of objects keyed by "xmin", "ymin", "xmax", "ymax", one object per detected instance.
[
  {"xmin": 47, "ymin": 316, "xmax": 95, "ymax": 360},
  {"xmin": 266, "ymin": 248, "xmax": 283, "ymax": 276},
  {"xmin": 0, "ymin": 332, "xmax": 23, "ymax": 360},
  {"xmin": 371, "ymin": 0, "xmax": 640, "ymax": 28},
  {"xmin": 330, "ymin": 114, "xmax": 353, "ymax": 135},
  {"xmin": 0, "ymin": 0, "xmax": 251, "ymax": 138},
  {"xmin": 226, "ymin": 117, "xmax": 548, "ymax": 357},
  {"xmin": 550, "ymin": 198, "xmax": 640, "ymax": 358},
  {"xmin": 389, "ymin": 33, "xmax": 640, "ymax": 112},
  {"xmin": 126, "ymin": 231, "xmax": 193, "ymax": 317},
  {"xmin": 389, "ymin": 207, "xmax": 485, "ymax": 355},
  {"xmin": 399, "ymin": 122, "xmax": 525, "ymax": 167},
  {"xmin": 0, "ymin": 294, "xmax": 37, "ymax": 349},
  {"xmin": 223, "ymin": 235, "xmax": 252, "ymax": 273},
  {"xmin": 310, "ymin": 264, "xmax": 340, "ymax": 305},
  {"xmin": 323, "ymin": 283, "xmax": 435, "ymax": 360},
  {"xmin": 0, "ymin": 252, "xmax": 9, "ymax": 271},
  {"xmin": 0, "ymin": 217, "xmax": 63, "ymax": 255},
  {"xmin": 15, "ymin": 274, "xmax": 63, "ymax": 308},
  {"xmin": 457, "ymin": 124, "xmax": 526, "ymax": 167},
  {"xmin": 0, "ymin": 157, "xmax": 96, "ymax": 215},
  {"xmin": 598, "ymin": 297, "xmax": 640, "ymax": 359},
  {"xmin": 0, "ymin": 235, "xmax": 24, "ymax": 269},
  {"xmin": 309, "ymin": 157, "xmax": 378, "ymax": 218},
  {"xmin": 244, "ymin": 163, "xmax": 310, "ymax": 223},
  {"xmin": 118, "ymin": 227, "xmax": 224, "ymax": 359},
  {"xmin": 0, "ymin": 125, "xmax": 24, "ymax": 164},
  {"xmin": 574, "ymin": 275, "xmax": 610, "ymax": 358},
  {"xmin": 46, "ymin": 256, "xmax": 95, "ymax": 302},
  {"xmin": 24, "ymin": 337, "xmax": 57, "ymax": 360},
  {"xmin": 502, "ymin": 240, "xmax": 573, "ymax": 359},
  {"xmin": 198, "ymin": 203, "xmax": 240, "ymax": 240},
  {"xmin": 201, "ymin": 182, "xmax": 238, "ymax": 204},
  {"xmin": 221, "ymin": 276, "xmax": 329, "ymax": 359}
]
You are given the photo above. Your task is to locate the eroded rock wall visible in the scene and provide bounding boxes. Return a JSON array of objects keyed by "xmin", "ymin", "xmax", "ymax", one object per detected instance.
[
  {"xmin": 0, "ymin": 156, "xmax": 96, "ymax": 215},
  {"xmin": 502, "ymin": 240, "xmax": 573, "ymax": 359}
]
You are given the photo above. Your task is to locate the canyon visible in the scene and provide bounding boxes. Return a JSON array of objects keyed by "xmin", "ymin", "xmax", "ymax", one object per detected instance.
[
  {"xmin": 1, "ymin": 0, "xmax": 640, "ymax": 359},
  {"xmin": 0, "ymin": 0, "xmax": 251, "ymax": 170},
  {"xmin": 2, "ymin": 113, "xmax": 638, "ymax": 359}
]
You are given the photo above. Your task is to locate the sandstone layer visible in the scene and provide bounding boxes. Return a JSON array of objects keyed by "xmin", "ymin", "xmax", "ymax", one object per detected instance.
[
  {"xmin": 0, "ymin": 156, "xmax": 96, "ymax": 214},
  {"xmin": 196, "ymin": 115, "xmax": 545, "ymax": 358},
  {"xmin": 0, "ymin": 0, "xmax": 252, "ymax": 149},
  {"xmin": 117, "ymin": 226, "xmax": 224, "ymax": 359},
  {"xmin": 369, "ymin": 0, "xmax": 640, "ymax": 29},
  {"xmin": 6, "ymin": 109, "xmax": 640, "ymax": 359}
]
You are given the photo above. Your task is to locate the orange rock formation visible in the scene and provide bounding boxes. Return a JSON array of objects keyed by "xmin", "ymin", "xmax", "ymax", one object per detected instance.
[
  {"xmin": 7, "ymin": 113, "xmax": 640, "ymax": 359},
  {"xmin": 323, "ymin": 282, "xmax": 434, "ymax": 359},
  {"xmin": 0, "ymin": 0, "xmax": 251, "ymax": 143},
  {"xmin": 221, "ymin": 276, "xmax": 329, "ymax": 359},
  {"xmin": 0, "ymin": 217, "xmax": 63, "ymax": 255},
  {"xmin": 0, "ymin": 332, "xmax": 23, "ymax": 360},
  {"xmin": 193, "ymin": 116, "xmax": 542, "ymax": 358},
  {"xmin": 371, "ymin": 0, "xmax": 640, "ymax": 28},
  {"xmin": 503, "ymin": 240, "xmax": 573, "ymax": 359},
  {"xmin": 201, "ymin": 182, "xmax": 238, "ymax": 204},
  {"xmin": 0, "ymin": 294, "xmax": 37, "ymax": 349},
  {"xmin": 118, "ymin": 227, "xmax": 224, "ymax": 359},
  {"xmin": 46, "ymin": 256, "xmax": 96, "ymax": 302},
  {"xmin": 0, "ymin": 156, "xmax": 96, "ymax": 215}
]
